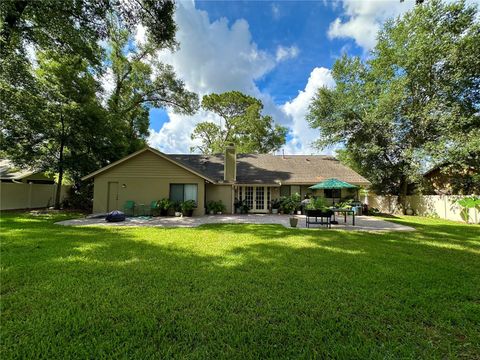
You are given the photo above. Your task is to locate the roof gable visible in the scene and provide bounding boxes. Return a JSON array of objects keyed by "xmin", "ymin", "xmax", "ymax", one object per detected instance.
[{"xmin": 81, "ymin": 148, "xmax": 216, "ymax": 182}]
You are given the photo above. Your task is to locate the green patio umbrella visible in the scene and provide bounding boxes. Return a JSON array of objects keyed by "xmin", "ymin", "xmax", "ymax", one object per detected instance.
[{"xmin": 309, "ymin": 178, "xmax": 358, "ymax": 205}]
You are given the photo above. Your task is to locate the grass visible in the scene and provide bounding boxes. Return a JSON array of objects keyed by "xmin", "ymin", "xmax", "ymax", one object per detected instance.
[{"xmin": 1, "ymin": 212, "xmax": 479, "ymax": 359}]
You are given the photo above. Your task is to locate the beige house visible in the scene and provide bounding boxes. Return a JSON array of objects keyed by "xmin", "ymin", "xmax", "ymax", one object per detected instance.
[{"xmin": 82, "ymin": 145, "xmax": 370, "ymax": 215}]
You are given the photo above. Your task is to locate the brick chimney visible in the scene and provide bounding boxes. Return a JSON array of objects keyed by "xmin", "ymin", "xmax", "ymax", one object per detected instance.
[{"xmin": 224, "ymin": 143, "xmax": 236, "ymax": 182}]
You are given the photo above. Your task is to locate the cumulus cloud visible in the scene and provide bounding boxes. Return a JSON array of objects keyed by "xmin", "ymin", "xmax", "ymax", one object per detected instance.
[
  {"xmin": 146, "ymin": 1, "xmax": 330, "ymax": 155},
  {"xmin": 148, "ymin": 0, "xmax": 279, "ymax": 153},
  {"xmin": 327, "ymin": 0, "xmax": 413, "ymax": 50},
  {"xmin": 275, "ymin": 45, "xmax": 299, "ymax": 62},
  {"xmin": 282, "ymin": 67, "xmax": 335, "ymax": 154}
]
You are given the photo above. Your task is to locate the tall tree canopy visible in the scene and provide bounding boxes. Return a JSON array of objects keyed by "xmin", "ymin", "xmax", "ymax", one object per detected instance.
[
  {"xmin": 106, "ymin": 25, "xmax": 198, "ymax": 155},
  {"xmin": 308, "ymin": 0, "xmax": 480, "ymax": 203},
  {"xmin": 0, "ymin": 0, "xmax": 200, "ymax": 208},
  {"xmin": 191, "ymin": 91, "xmax": 287, "ymax": 154}
]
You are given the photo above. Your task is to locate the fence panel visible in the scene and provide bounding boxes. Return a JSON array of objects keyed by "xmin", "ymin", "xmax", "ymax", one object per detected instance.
[{"xmin": 0, "ymin": 183, "xmax": 70, "ymax": 210}]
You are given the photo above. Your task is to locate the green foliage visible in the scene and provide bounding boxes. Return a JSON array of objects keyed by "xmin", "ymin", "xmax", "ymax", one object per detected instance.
[
  {"xmin": 305, "ymin": 197, "xmax": 329, "ymax": 211},
  {"xmin": 157, "ymin": 198, "xmax": 172, "ymax": 211},
  {"xmin": 270, "ymin": 198, "xmax": 282, "ymax": 210},
  {"xmin": 457, "ymin": 196, "xmax": 480, "ymax": 224},
  {"xmin": 281, "ymin": 193, "xmax": 301, "ymax": 214},
  {"xmin": 191, "ymin": 91, "xmax": 287, "ymax": 154},
  {"xmin": 207, "ymin": 200, "xmax": 226, "ymax": 213},
  {"xmin": 106, "ymin": 25, "xmax": 199, "ymax": 155},
  {"xmin": 2, "ymin": 212, "xmax": 480, "ymax": 358},
  {"xmin": 308, "ymin": 0, "xmax": 480, "ymax": 198},
  {"xmin": 180, "ymin": 200, "xmax": 196, "ymax": 213}
]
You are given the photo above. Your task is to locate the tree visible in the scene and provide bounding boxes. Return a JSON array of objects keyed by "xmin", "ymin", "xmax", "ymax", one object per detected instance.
[
  {"xmin": 191, "ymin": 91, "xmax": 287, "ymax": 154},
  {"xmin": 106, "ymin": 26, "xmax": 199, "ymax": 155},
  {"xmin": 1, "ymin": 51, "xmax": 107, "ymax": 208},
  {"xmin": 307, "ymin": 0, "xmax": 480, "ymax": 209}
]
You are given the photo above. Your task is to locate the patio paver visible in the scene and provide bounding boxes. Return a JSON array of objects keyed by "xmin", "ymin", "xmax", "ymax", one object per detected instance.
[{"xmin": 56, "ymin": 214, "xmax": 415, "ymax": 231}]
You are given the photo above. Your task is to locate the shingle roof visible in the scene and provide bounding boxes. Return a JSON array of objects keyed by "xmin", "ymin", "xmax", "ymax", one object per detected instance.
[
  {"xmin": 168, "ymin": 153, "xmax": 370, "ymax": 186},
  {"xmin": 0, "ymin": 159, "xmax": 36, "ymax": 180}
]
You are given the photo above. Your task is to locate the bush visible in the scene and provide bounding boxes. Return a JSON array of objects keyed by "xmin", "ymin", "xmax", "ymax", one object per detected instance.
[
  {"xmin": 62, "ymin": 182, "xmax": 93, "ymax": 212},
  {"xmin": 207, "ymin": 200, "xmax": 226, "ymax": 214},
  {"xmin": 157, "ymin": 198, "xmax": 172, "ymax": 210},
  {"xmin": 305, "ymin": 197, "xmax": 329, "ymax": 211},
  {"xmin": 281, "ymin": 193, "xmax": 301, "ymax": 214}
]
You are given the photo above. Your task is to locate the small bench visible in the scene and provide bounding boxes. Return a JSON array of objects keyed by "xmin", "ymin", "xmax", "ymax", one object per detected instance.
[{"xmin": 305, "ymin": 210, "xmax": 334, "ymax": 229}]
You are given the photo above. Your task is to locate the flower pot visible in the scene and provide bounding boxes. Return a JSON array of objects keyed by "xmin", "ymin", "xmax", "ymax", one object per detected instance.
[
  {"xmin": 296, "ymin": 210, "xmax": 302, "ymax": 215},
  {"xmin": 289, "ymin": 217, "xmax": 298, "ymax": 228},
  {"xmin": 217, "ymin": 211, "xmax": 222, "ymax": 215},
  {"xmin": 209, "ymin": 210, "xmax": 214, "ymax": 215},
  {"xmin": 174, "ymin": 211, "xmax": 182, "ymax": 217},
  {"xmin": 272, "ymin": 208, "xmax": 279, "ymax": 214},
  {"xmin": 160, "ymin": 209, "xmax": 168, "ymax": 216},
  {"xmin": 182, "ymin": 210, "xmax": 194, "ymax": 217},
  {"xmin": 406, "ymin": 208, "xmax": 414, "ymax": 215}
]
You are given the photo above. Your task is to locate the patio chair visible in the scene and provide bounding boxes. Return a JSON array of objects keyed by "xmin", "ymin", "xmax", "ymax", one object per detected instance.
[
  {"xmin": 123, "ymin": 200, "xmax": 135, "ymax": 216},
  {"xmin": 150, "ymin": 200, "xmax": 160, "ymax": 217}
]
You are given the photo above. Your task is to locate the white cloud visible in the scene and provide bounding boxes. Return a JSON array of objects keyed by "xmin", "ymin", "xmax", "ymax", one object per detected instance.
[
  {"xmin": 135, "ymin": 24, "xmax": 147, "ymax": 46},
  {"xmin": 271, "ymin": 3, "xmax": 281, "ymax": 19},
  {"xmin": 275, "ymin": 45, "xmax": 299, "ymax": 62},
  {"xmin": 148, "ymin": 0, "xmax": 278, "ymax": 153},
  {"xmin": 282, "ymin": 67, "xmax": 335, "ymax": 154},
  {"xmin": 327, "ymin": 0, "xmax": 414, "ymax": 51},
  {"xmin": 146, "ymin": 1, "xmax": 330, "ymax": 155}
]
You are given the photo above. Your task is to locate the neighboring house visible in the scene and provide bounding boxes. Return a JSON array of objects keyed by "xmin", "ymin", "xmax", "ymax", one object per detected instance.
[
  {"xmin": 0, "ymin": 159, "xmax": 65, "ymax": 210},
  {"xmin": 82, "ymin": 145, "xmax": 371, "ymax": 215},
  {"xmin": 0, "ymin": 159, "xmax": 55, "ymax": 184},
  {"xmin": 423, "ymin": 163, "xmax": 478, "ymax": 195}
]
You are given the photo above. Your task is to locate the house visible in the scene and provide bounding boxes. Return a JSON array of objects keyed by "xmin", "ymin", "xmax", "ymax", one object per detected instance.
[
  {"xmin": 0, "ymin": 159, "xmax": 66, "ymax": 210},
  {"xmin": 423, "ymin": 163, "xmax": 478, "ymax": 195},
  {"xmin": 82, "ymin": 145, "xmax": 370, "ymax": 215}
]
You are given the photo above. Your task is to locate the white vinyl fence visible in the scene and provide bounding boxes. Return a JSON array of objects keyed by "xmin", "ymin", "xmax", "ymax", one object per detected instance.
[
  {"xmin": 0, "ymin": 182, "xmax": 70, "ymax": 210},
  {"xmin": 367, "ymin": 194, "xmax": 480, "ymax": 224}
]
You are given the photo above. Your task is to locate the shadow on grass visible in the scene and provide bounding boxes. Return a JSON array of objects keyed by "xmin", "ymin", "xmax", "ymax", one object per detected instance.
[{"xmin": 1, "ymin": 212, "xmax": 480, "ymax": 358}]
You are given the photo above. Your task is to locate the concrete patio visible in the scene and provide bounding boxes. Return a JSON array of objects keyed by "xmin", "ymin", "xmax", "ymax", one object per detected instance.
[{"xmin": 57, "ymin": 214, "xmax": 415, "ymax": 231}]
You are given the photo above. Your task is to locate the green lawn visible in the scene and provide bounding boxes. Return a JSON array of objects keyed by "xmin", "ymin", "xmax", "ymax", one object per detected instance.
[{"xmin": 1, "ymin": 212, "xmax": 479, "ymax": 359}]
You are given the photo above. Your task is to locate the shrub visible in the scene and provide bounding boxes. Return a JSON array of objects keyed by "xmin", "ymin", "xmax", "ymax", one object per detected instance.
[
  {"xmin": 305, "ymin": 197, "xmax": 329, "ymax": 211},
  {"xmin": 157, "ymin": 198, "xmax": 172, "ymax": 210},
  {"xmin": 281, "ymin": 193, "xmax": 301, "ymax": 214}
]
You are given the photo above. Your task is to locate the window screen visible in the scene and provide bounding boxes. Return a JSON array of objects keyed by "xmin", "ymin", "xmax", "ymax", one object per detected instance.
[
  {"xmin": 280, "ymin": 186, "xmax": 290, "ymax": 197},
  {"xmin": 324, "ymin": 189, "xmax": 341, "ymax": 198},
  {"xmin": 169, "ymin": 184, "xmax": 198, "ymax": 205}
]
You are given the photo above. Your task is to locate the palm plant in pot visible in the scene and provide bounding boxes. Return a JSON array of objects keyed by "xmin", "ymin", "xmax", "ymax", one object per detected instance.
[
  {"xmin": 181, "ymin": 200, "xmax": 196, "ymax": 217},
  {"xmin": 206, "ymin": 200, "xmax": 216, "ymax": 215},
  {"xmin": 215, "ymin": 201, "xmax": 226, "ymax": 215},
  {"xmin": 270, "ymin": 198, "xmax": 281, "ymax": 214},
  {"xmin": 157, "ymin": 198, "xmax": 171, "ymax": 216},
  {"xmin": 172, "ymin": 201, "xmax": 182, "ymax": 217},
  {"xmin": 282, "ymin": 193, "xmax": 301, "ymax": 227}
]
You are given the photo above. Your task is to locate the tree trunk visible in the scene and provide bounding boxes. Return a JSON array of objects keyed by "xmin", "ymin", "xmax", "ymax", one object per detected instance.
[
  {"xmin": 399, "ymin": 175, "xmax": 408, "ymax": 215},
  {"xmin": 54, "ymin": 115, "xmax": 65, "ymax": 209}
]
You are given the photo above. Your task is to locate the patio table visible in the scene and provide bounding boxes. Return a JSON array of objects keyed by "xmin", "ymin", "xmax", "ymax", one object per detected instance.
[{"xmin": 331, "ymin": 208, "xmax": 355, "ymax": 226}]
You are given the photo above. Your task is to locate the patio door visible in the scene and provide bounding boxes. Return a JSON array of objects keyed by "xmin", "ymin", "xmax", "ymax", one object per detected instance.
[
  {"xmin": 236, "ymin": 186, "xmax": 270, "ymax": 213},
  {"xmin": 107, "ymin": 182, "xmax": 118, "ymax": 211}
]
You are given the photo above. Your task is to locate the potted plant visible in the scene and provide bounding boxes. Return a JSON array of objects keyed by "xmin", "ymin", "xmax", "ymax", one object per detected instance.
[
  {"xmin": 158, "ymin": 198, "xmax": 171, "ymax": 216},
  {"xmin": 270, "ymin": 198, "xmax": 281, "ymax": 214},
  {"xmin": 239, "ymin": 200, "xmax": 250, "ymax": 214},
  {"xmin": 282, "ymin": 193, "xmax": 301, "ymax": 215},
  {"xmin": 289, "ymin": 217, "xmax": 298, "ymax": 227},
  {"xmin": 206, "ymin": 200, "xmax": 216, "ymax": 215},
  {"xmin": 181, "ymin": 200, "xmax": 196, "ymax": 217},
  {"xmin": 215, "ymin": 201, "xmax": 226, "ymax": 215},
  {"xmin": 172, "ymin": 201, "xmax": 182, "ymax": 217}
]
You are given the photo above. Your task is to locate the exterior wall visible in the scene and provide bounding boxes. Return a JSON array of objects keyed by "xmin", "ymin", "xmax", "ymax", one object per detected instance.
[
  {"xmin": 92, "ymin": 151, "xmax": 206, "ymax": 216},
  {"xmin": 367, "ymin": 194, "xmax": 480, "ymax": 224},
  {"xmin": 0, "ymin": 183, "xmax": 69, "ymax": 210},
  {"xmin": 205, "ymin": 184, "xmax": 233, "ymax": 214}
]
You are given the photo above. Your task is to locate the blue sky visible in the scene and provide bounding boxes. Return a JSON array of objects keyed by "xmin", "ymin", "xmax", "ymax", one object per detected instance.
[{"xmin": 145, "ymin": 0, "xmax": 415, "ymax": 154}]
